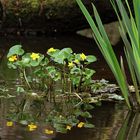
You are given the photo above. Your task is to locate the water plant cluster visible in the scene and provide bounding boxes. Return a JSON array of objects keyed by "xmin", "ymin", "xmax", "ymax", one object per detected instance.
[
  {"xmin": 76, "ymin": 0, "xmax": 140, "ymax": 110},
  {"xmin": 7, "ymin": 45, "xmax": 96, "ymax": 95},
  {"xmin": 6, "ymin": 45, "xmax": 96, "ymax": 133}
]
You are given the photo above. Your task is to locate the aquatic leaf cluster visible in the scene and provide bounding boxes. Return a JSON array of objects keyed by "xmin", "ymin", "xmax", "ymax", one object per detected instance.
[
  {"xmin": 7, "ymin": 45, "xmax": 96, "ymax": 98},
  {"xmin": 6, "ymin": 45, "xmax": 96, "ymax": 133}
]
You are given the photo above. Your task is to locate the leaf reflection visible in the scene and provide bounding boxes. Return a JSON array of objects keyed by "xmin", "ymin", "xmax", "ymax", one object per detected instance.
[
  {"xmin": 116, "ymin": 111, "xmax": 140, "ymax": 140},
  {"xmin": 5, "ymin": 95, "xmax": 94, "ymax": 134}
]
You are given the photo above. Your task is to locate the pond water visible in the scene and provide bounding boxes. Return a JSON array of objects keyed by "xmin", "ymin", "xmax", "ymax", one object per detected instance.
[
  {"xmin": 116, "ymin": 111, "xmax": 140, "ymax": 140},
  {"xmin": 0, "ymin": 99, "xmax": 127, "ymax": 140},
  {"xmin": 0, "ymin": 34, "xmax": 132, "ymax": 140}
]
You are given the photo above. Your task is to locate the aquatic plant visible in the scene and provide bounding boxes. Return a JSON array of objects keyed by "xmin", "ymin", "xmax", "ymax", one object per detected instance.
[
  {"xmin": 6, "ymin": 45, "xmax": 96, "ymax": 133},
  {"xmin": 7, "ymin": 45, "xmax": 96, "ymax": 101},
  {"xmin": 76, "ymin": 0, "xmax": 140, "ymax": 109}
]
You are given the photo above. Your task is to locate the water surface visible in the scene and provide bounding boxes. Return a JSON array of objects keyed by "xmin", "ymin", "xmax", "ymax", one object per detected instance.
[{"xmin": 0, "ymin": 34, "xmax": 128, "ymax": 140}]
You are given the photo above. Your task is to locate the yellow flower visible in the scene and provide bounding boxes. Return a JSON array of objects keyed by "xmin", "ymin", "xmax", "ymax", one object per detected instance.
[
  {"xmin": 30, "ymin": 53, "xmax": 40, "ymax": 60},
  {"xmin": 6, "ymin": 121, "xmax": 13, "ymax": 127},
  {"xmin": 28, "ymin": 123, "xmax": 37, "ymax": 131},
  {"xmin": 66, "ymin": 125, "xmax": 72, "ymax": 130},
  {"xmin": 68, "ymin": 62, "xmax": 74, "ymax": 68},
  {"xmin": 74, "ymin": 59, "xmax": 80, "ymax": 64},
  {"xmin": 44, "ymin": 129, "xmax": 54, "ymax": 135},
  {"xmin": 77, "ymin": 122, "xmax": 85, "ymax": 128},
  {"xmin": 8, "ymin": 55, "xmax": 17, "ymax": 62},
  {"xmin": 47, "ymin": 48, "xmax": 56, "ymax": 53},
  {"xmin": 80, "ymin": 53, "xmax": 86, "ymax": 61}
]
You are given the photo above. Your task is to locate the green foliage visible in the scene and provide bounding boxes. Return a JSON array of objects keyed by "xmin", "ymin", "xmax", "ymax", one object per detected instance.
[
  {"xmin": 7, "ymin": 45, "xmax": 96, "ymax": 101},
  {"xmin": 76, "ymin": 0, "xmax": 140, "ymax": 109},
  {"xmin": 110, "ymin": 0, "xmax": 140, "ymax": 108},
  {"xmin": 6, "ymin": 45, "xmax": 97, "ymax": 133},
  {"xmin": 7, "ymin": 45, "xmax": 24, "ymax": 57}
]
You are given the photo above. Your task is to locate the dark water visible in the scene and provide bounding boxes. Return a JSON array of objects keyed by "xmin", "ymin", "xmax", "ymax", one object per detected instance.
[
  {"xmin": 0, "ymin": 34, "xmax": 131, "ymax": 140},
  {"xmin": 0, "ymin": 100, "xmax": 127, "ymax": 140},
  {"xmin": 55, "ymin": 102, "xmax": 127, "ymax": 140}
]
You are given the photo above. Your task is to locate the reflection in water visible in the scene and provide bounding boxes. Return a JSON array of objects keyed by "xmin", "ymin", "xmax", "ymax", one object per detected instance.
[
  {"xmin": 54, "ymin": 102, "xmax": 127, "ymax": 140},
  {"xmin": 0, "ymin": 97, "xmax": 127, "ymax": 140},
  {"xmin": 116, "ymin": 111, "xmax": 140, "ymax": 140},
  {"xmin": 0, "ymin": 83, "xmax": 95, "ymax": 139}
]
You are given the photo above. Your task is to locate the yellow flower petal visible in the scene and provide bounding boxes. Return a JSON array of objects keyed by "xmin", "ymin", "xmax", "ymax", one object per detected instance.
[
  {"xmin": 30, "ymin": 53, "xmax": 40, "ymax": 60},
  {"xmin": 77, "ymin": 122, "xmax": 85, "ymax": 128},
  {"xmin": 66, "ymin": 125, "xmax": 72, "ymax": 130},
  {"xmin": 80, "ymin": 53, "xmax": 86, "ymax": 61},
  {"xmin": 8, "ymin": 57, "xmax": 14, "ymax": 62},
  {"xmin": 6, "ymin": 121, "xmax": 13, "ymax": 127},
  {"xmin": 8, "ymin": 55, "xmax": 17, "ymax": 62},
  {"xmin": 47, "ymin": 48, "xmax": 56, "ymax": 53},
  {"xmin": 68, "ymin": 62, "xmax": 74, "ymax": 68},
  {"xmin": 44, "ymin": 129, "xmax": 54, "ymax": 134}
]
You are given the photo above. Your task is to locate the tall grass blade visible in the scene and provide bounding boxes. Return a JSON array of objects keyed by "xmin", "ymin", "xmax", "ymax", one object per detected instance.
[
  {"xmin": 133, "ymin": 0, "xmax": 140, "ymax": 38},
  {"xmin": 76, "ymin": 0, "xmax": 131, "ymax": 109},
  {"xmin": 111, "ymin": 0, "xmax": 140, "ymax": 108},
  {"xmin": 124, "ymin": 49, "xmax": 140, "ymax": 105}
]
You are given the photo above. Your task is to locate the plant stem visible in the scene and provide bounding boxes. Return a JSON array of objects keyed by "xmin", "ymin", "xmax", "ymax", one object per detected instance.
[
  {"xmin": 23, "ymin": 68, "xmax": 31, "ymax": 89},
  {"xmin": 62, "ymin": 62, "xmax": 66, "ymax": 94}
]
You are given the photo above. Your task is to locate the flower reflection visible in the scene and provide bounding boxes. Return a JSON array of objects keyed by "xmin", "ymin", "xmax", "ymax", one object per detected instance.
[
  {"xmin": 28, "ymin": 123, "xmax": 37, "ymax": 131},
  {"xmin": 6, "ymin": 121, "xmax": 13, "ymax": 127}
]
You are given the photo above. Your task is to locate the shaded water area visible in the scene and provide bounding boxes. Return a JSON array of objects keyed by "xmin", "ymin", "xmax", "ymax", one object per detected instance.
[
  {"xmin": 0, "ymin": 100, "xmax": 127, "ymax": 140},
  {"xmin": 0, "ymin": 34, "xmax": 135, "ymax": 140}
]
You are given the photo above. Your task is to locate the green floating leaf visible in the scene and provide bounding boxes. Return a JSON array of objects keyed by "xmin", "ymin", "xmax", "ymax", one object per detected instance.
[
  {"xmin": 7, "ymin": 45, "xmax": 24, "ymax": 57},
  {"xmin": 20, "ymin": 53, "xmax": 31, "ymax": 67},
  {"xmin": 47, "ymin": 49, "xmax": 60, "ymax": 57},
  {"xmin": 84, "ymin": 68, "xmax": 95, "ymax": 79},
  {"xmin": 70, "ymin": 67, "xmax": 81, "ymax": 74},
  {"xmin": 71, "ymin": 75, "xmax": 81, "ymax": 86},
  {"xmin": 40, "ymin": 57, "xmax": 49, "ymax": 66},
  {"xmin": 54, "ymin": 48, "xmax": 73, "ymax": 64},
  {"xmin": 86, "ymin": 55, "xmax": 97, "ymax": 63}
]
